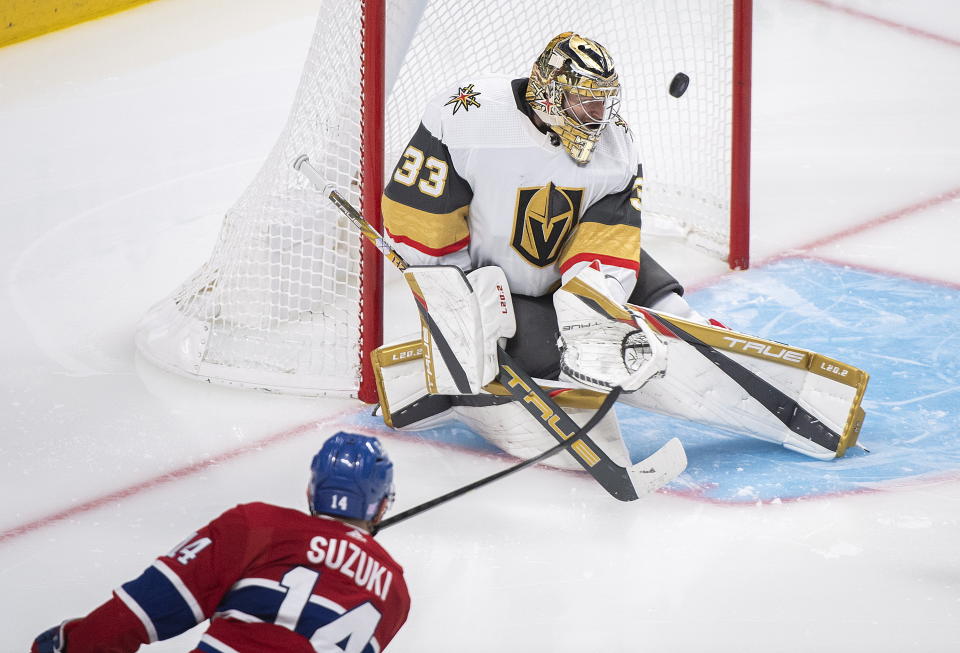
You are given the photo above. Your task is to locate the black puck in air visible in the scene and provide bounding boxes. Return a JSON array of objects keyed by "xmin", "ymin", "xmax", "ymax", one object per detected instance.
[{"xmin": 669, "ymin": 72, "xmax": 689, "ymax": 98}]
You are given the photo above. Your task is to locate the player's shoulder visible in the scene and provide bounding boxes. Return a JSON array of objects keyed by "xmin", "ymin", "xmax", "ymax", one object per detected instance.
[
  {"xmin": 425, "ymin": 74, "xmax": 515, "ymax": 115},
  {"xmin": 593, "ymin": 116, "xmax": 640, "ymax": 176},
  {"xmin": 225, "ymin": 505, "xmax": 403, "ymax": 567},
  {"xmin": 422, "ymin": 74, "xmax": 525, "ymax": 142}
]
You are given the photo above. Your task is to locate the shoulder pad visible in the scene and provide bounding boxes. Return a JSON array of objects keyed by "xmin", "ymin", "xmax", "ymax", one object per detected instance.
[
  {"xmin": 423, "ymin": 75, "xmax": 531, "ymax": 149},
  {"xmin": 595, "ymin": 119, "xmax": 640, "ymax": 171}
]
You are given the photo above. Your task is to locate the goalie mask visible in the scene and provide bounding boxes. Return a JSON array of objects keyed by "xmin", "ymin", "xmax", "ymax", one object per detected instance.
[{"xmin": 526, "ymin": 32, "xmax": 621, "ymax": 165}]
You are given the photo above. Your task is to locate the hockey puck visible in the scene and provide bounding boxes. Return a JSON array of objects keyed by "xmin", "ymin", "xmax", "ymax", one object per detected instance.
[{"xmin": 669, "ymin": 72, "xmax": 689, "ymax": 98}]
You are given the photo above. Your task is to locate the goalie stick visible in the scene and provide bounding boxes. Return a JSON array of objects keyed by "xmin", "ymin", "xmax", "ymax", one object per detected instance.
[
  {"xmin": 375, "ymin": 388, "xmax": 621, "ymax": 532},
  {"xmin": 294, "ymin": 154, "xmax": 687, "ymax": 501}
]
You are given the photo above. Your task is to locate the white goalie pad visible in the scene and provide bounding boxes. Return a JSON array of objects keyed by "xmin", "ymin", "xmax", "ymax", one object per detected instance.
[
  {"xmin": 467, "ymin": 266, "xmax": 517, "ymax": 384},
  {"xmin": 557, "ymin": 269, "xmax": 869, "ymax": 460},
  {"xmin": 403, "ymin": 266, "xmax": 515, "ymax": 395},
  {"xmin": 371, "ymin": 337, "xmax": 629, "ymax": 471},
  {"xmin": 618, "ymin": 314, "xmax": 868, "ymax": 459}
]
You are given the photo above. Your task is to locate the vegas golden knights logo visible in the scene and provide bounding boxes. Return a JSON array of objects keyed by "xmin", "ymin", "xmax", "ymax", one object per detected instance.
[{"xmin": 511, "ymin": 183, "xmax": 584, "ymax": 267}]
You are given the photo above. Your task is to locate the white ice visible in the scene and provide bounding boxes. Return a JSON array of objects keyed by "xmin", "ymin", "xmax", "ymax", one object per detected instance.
[{"xmin": 1, "ymin": 1, "xmax": 959, "ymax": 651}]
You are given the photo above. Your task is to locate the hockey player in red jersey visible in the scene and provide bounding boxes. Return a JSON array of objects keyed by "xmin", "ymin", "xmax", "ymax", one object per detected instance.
[{"xmin": 30, "ymin": 432, "xmax": 410, "ymax": 653}]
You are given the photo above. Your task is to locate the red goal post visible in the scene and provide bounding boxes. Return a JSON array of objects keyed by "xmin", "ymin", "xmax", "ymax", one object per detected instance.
[{"xmin": 136, "ymin": 0, "xmax": 752, "ymax": 402}]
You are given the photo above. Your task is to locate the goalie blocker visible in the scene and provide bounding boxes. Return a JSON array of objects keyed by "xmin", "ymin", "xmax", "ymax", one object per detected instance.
[{"xmin": 374, "ymin": 265, "xmax": 868, "ymax": 463}]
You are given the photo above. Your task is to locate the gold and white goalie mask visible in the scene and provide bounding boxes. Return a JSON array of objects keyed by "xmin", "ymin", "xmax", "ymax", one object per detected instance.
[{"xmin": 526, "ymin": 32, "xmax": 622, "ymax": 165}]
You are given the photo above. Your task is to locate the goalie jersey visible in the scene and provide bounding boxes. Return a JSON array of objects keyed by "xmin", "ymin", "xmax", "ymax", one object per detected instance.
[
  {"xmin": 383, "ymin": 74, "xmax": 643, "ymax": 301},
  {"xmin": 53, "ymin": 503, "xmax": 410, "ymax": 653}
]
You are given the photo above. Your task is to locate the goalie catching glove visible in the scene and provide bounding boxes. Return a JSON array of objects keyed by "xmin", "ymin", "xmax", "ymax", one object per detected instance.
[
  {"xmin": 404, "ymin": 265, "xmax": 516, "ymax": 395},
  {"xmin": 554, "ymin": 265, "xmax": 667, "ymax": 392}
]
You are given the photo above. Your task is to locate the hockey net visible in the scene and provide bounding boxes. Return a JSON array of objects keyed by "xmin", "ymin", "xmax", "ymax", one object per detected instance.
[{"xmin": 136, "ymin": 0, "xmax": 751, "ymax": 400}]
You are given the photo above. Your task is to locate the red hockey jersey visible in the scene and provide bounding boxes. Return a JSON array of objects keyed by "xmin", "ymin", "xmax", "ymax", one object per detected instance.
[{"xmin": 58, "ymin": 502, "xmax": 410, "ymax": 653}]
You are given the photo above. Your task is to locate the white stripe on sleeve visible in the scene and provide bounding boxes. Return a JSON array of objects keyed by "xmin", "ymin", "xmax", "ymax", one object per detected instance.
[
  {"xmin": 153, "ymin": 559, "xmax": 206, "ymax": 624},
  {"xmin": 115, "ymin": 586, "xmax": 159, "ymax": 643},
  {"xmin": 200, "ymin": 634, "xmax": 242, "ymax": 653}
]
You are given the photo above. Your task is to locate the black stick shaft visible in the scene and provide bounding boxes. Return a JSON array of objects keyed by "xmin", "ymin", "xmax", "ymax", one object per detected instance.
[{"xmin": 376, "ymin": 387, "xmax": 621, "ymax": 532}]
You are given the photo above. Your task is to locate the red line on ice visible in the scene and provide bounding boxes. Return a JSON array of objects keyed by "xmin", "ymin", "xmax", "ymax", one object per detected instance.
[
  {"xmin": 796, "ymin": 0, "xmax": 960, "ymax": 48},
  {"xmin": 776, "ymin": 185, "xmax": 960, "ymax": 260},
  {"xmin": 0, "ymin": 415, "xmax": 348, "ymax": 546},
  {"xmin": 801, "ymin": 252, "xmax": 960, "ymax": 290},
  {"xmin": 683, "ymin": 184, "xmax": 960, "ymax": 293}
]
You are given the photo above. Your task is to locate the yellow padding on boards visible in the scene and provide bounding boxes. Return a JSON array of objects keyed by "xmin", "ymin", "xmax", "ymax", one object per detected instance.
[{"xmin": 1, "ymin": 0, "xmax": 156, "ymax": 48}]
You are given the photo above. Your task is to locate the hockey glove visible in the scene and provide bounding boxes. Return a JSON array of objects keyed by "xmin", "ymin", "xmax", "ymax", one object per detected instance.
[
  {"xmin": 554, "ymin": 266, "xmax": 666, "ymax": 392},
  {"xmin": 648, "ymin": 290, "xmax": 730, "ymax": 329},
  {"xmin": 31, "ymin": 620, "xmax": 75, "ymax": 653}
]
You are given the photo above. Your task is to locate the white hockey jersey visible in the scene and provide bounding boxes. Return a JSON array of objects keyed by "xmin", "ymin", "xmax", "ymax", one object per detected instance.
[{"xmin": 382, "ymin": 74, "xmax": 644, "ymax": 300}]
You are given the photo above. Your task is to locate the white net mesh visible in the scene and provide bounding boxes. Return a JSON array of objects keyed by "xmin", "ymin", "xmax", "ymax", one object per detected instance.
[
  {"xmin": 136, "ymin": 0, "xmax": 740, "ymax": 397},
  {"xmin": 384, "ymin": 0, "xmax": 737, "ymax": 253}
]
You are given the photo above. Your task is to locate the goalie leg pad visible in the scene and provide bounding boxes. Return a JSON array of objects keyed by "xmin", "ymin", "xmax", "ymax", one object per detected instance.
[
  {"xmin": 455, "ymin": 398, "xmax": 631, "ymax": 471},
  {"xmin": 373, "ymin": 338, "xmax": 631, "ymax": 470},
  {"xmin": 615, "ymin": 309, "xmax": 868, "ymax": 460},
  {"xmin": 403, "ymin": 265, "xmax": 515, "ymax": 395},
  {"xmin": 372, "ymin": 336, "xmax": 456, "ymax": 430}
]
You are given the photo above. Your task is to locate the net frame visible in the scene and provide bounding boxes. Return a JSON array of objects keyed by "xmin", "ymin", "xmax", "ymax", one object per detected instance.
[{"xmin": 135, "ymin": 0, "xmax": 751, "ymax": 401}]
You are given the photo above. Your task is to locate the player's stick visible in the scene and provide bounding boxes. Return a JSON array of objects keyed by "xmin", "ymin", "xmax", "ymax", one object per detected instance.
[
  {"xmin": 294, "ymin": 155, "xmax": 687, "ymax": 501},
  {"xmin": 375, "ymin": 387, "xmax": 620, "ymax": 532}
]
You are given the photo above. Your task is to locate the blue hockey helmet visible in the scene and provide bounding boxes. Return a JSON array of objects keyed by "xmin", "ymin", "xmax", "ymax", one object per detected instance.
[{"xmin": 309, "ymin": 432, "xmax": 395, "ymax": 521}]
